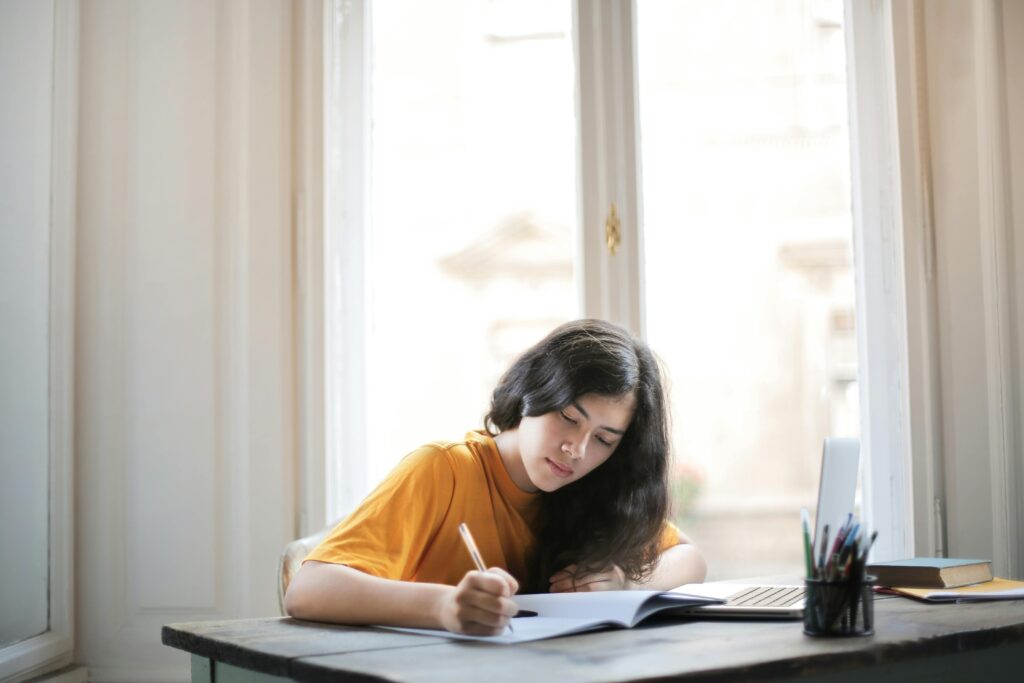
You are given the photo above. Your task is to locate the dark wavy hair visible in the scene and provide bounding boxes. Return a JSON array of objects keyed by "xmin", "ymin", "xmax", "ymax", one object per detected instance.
[{"xmin": 484, "ymin": 319, "xmax": 671, "ymax": 593}]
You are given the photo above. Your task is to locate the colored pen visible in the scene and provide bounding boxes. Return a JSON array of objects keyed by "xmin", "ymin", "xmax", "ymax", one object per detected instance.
[
  {"xmin": 859, "ymin": 530, "xmax": 879, "ymax": 562},
  {"xmin": 817, "ymin": 524, "xmax": 830, "ymax": 576},
  {"xmin": 841, "ymin": 523, "xmax": 861, "ymax": 551},
  {"xmin": 830, "ymin": 514, "xmax": 853, "ymax": 556},
  {"xmin": 801, "ymin": 508, "xmax": 814, "ymax": 578},
  {"xmin": 458, "ymin": 522, "xmax": 514, "ymax": 633}
]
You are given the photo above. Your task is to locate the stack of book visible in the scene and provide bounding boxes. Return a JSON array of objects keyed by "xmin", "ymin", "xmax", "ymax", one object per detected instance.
[{"xmin": 868, "ymin": 558, "xmax": 1024, "ymax": 602}]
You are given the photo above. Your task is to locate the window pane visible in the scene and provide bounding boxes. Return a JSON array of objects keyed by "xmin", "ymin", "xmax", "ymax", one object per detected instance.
[
  {"xmin": 366, "ymin": 0, "xmax": 578, "ymax": 485},
  {"xmin": 637, "ymin": 0, "xmax": 859, "ymax": 579}
]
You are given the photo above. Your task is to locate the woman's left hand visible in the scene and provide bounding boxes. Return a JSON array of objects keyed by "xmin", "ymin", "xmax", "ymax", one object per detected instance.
[{"xmin": 549, "ymin": 564, "xmax": 632, "ymax": 592}]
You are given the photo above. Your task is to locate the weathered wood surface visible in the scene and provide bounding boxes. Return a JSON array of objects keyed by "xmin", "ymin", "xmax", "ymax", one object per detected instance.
[
  {"xmin": 162, "ymin": 618, "xmax": 447, "ymax": 678},
  {"xmin": 164, "ymin": 596, "xmax": 1024, "ymax": 683}
]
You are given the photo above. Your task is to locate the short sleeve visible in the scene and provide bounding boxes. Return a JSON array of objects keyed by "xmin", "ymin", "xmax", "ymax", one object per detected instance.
[
  {"xmin": 658, "ymin": 520, "xmax": 683, "ymax": 551},
  {"xmin": 303, "ymin": 446, "xmax": 456, "ymax": 579}
]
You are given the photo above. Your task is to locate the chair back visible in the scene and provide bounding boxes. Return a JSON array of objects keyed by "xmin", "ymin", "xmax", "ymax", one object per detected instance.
[{"xmin": 277, "ymin": 526, "xmax": 332, "ymax": 614}]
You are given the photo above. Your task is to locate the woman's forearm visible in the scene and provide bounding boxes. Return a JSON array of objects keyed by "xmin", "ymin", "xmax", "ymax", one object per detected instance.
[{"xmin": 285, "ymin": 561, "xmax": 452, "ymax": 628}]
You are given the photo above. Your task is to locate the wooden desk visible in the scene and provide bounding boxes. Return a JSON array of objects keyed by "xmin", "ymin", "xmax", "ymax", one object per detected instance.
[{"xmin": 163, "ymin": 594, "xmax": 1024, "ymax": 682}]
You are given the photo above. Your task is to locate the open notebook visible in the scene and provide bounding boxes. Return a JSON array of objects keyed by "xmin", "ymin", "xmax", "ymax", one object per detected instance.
[
  {"xmin": 384, "ymin": 589, "xmax": 722, "ymax": 643},
  {"xmin": 668, "ymin": 437, "xmax": 860, "ymax": 619}
]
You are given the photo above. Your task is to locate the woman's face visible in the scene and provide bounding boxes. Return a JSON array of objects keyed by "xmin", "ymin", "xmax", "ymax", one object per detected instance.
[{"xmin": 516, "ymin": 392, "xmax": 636, "ymax": 493}]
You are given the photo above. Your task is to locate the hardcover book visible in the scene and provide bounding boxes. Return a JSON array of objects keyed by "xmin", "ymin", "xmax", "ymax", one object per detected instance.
[{"xmin": 867, "ymin": 558, "xmax": 992, "ymax": 589}]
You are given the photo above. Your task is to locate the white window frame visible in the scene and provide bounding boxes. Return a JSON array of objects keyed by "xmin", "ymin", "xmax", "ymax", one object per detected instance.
[
  {"xmin": 842, "ymin": 0, "xmax": 917, "ymax": 562},
  {"xmin": 310, "ymin": 0, "xmax": 930, "ymax": 560},
  {"xmin": 322, "ymin": 0, "xmax": 372, "ymax": 523},
  {"xmin": 574, "ymin": 0, "xmax": 645, "ymax": 335},
  {"xmin": 0, "ymin": 1, "xmax": 79, "ymax": 680},
  {"xmin": 883, "ymin": 0, "xmax": 948, "ymax": 561}
]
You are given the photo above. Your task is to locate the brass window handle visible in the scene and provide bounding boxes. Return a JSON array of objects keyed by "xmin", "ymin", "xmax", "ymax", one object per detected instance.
[{"xmin": 605, "ymin": 202, "xmax": 621, "ymax": 256}]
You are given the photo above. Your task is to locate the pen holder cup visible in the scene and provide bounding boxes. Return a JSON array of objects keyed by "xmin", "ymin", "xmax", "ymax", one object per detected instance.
[{"xmin": 803, "ymin": 575, "xmax": 875, "ymax": 637}]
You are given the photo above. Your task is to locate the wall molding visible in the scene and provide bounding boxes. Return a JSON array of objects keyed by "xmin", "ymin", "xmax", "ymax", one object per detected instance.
[
  {"xmin": 47, "ymin": 0, "xmax": 80, "ymax": 674},
  {"xmin": 1002, "ymin": 0, "xmax": 1024, "ymax": 579},
  {"xmin": 973, "ymin": 0, "xmax": 1020, "ymax": 579},
  {"xmin": 293, "ymin": 0, "xmax": 326, "ymax": 539}
]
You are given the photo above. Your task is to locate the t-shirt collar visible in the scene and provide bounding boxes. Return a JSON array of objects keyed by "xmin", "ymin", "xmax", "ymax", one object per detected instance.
[{"xmin": 467, "ymin": 430, "xmax": 539, "ymax": 512}]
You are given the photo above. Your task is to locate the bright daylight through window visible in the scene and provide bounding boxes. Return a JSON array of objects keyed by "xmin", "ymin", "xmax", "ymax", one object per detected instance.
[
  {"xmin": 348, "ymin": 0, "xmax": 860, "ymax": 582},
  {"xmin": 638, "ymin": 0, "xmax": 859, "ymax": 579},
  {"xmin": 365, "ymin": 0, "xmax": 579, "ymax": 486}
]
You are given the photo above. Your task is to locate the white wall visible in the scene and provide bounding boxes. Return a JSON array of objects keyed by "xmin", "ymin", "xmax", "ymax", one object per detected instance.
[
  {"xmin": 74, "ymin": 1, "xmax": 297, "ymax": 680},
  {"xmin": 1006, "ymin": 4, "xmax": 1024, "ymax": 532}
]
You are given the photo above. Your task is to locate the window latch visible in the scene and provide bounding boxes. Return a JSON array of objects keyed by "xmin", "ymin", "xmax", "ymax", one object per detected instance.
[{"xmin": 605, "ymin": 202, "xmax": 621, "ymax": 256}]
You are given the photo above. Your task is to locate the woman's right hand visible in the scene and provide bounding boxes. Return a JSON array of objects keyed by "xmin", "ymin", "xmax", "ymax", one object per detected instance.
[{"xmin": 438, "ymin": 568, "xmax": 519, "ymax": 635}]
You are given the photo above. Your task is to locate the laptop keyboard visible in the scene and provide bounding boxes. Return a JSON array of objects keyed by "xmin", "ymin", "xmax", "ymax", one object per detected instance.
[{"xmin": 727, "ymin": 586, "xmax": 805, "ymax": 608}]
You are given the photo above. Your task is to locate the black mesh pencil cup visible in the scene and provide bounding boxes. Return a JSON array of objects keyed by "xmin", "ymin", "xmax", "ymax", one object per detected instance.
[{"xmin": 803, "ymin": 574, "xmax": 875, "ymax": 637}]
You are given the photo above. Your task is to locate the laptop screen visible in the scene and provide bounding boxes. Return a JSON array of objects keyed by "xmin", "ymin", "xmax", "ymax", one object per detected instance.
[{"xmin": 813, "ymin": 437, "xmax": 860, "ymax": 548}]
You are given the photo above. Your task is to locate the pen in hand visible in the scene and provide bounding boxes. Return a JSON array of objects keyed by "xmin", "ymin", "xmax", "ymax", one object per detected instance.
[{"xmin": 458, "ymin": 522, "xmax": 514, "ymax": 633}]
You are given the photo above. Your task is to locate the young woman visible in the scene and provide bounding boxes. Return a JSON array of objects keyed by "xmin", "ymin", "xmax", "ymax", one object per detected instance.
[{"xmin": 285, "ymin": 319, "xmax": 706, "ymax": 635}]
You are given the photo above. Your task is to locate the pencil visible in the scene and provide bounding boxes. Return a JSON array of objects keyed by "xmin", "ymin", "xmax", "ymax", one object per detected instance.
[{"xmin": 457, "ymin": 522, "xmax": 514, "ymax": 633}]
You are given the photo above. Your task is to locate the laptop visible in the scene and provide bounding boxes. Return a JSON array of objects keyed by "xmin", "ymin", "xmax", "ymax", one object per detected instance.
[{"xmin": 670, "ymin": 437, "xmax": 860, "ymax": 618}]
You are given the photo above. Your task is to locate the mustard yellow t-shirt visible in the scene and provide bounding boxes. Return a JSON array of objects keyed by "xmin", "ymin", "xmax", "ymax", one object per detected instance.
[{"xmin": 305, "ymin": 430, "xmax": 682, "ymax": 586}]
